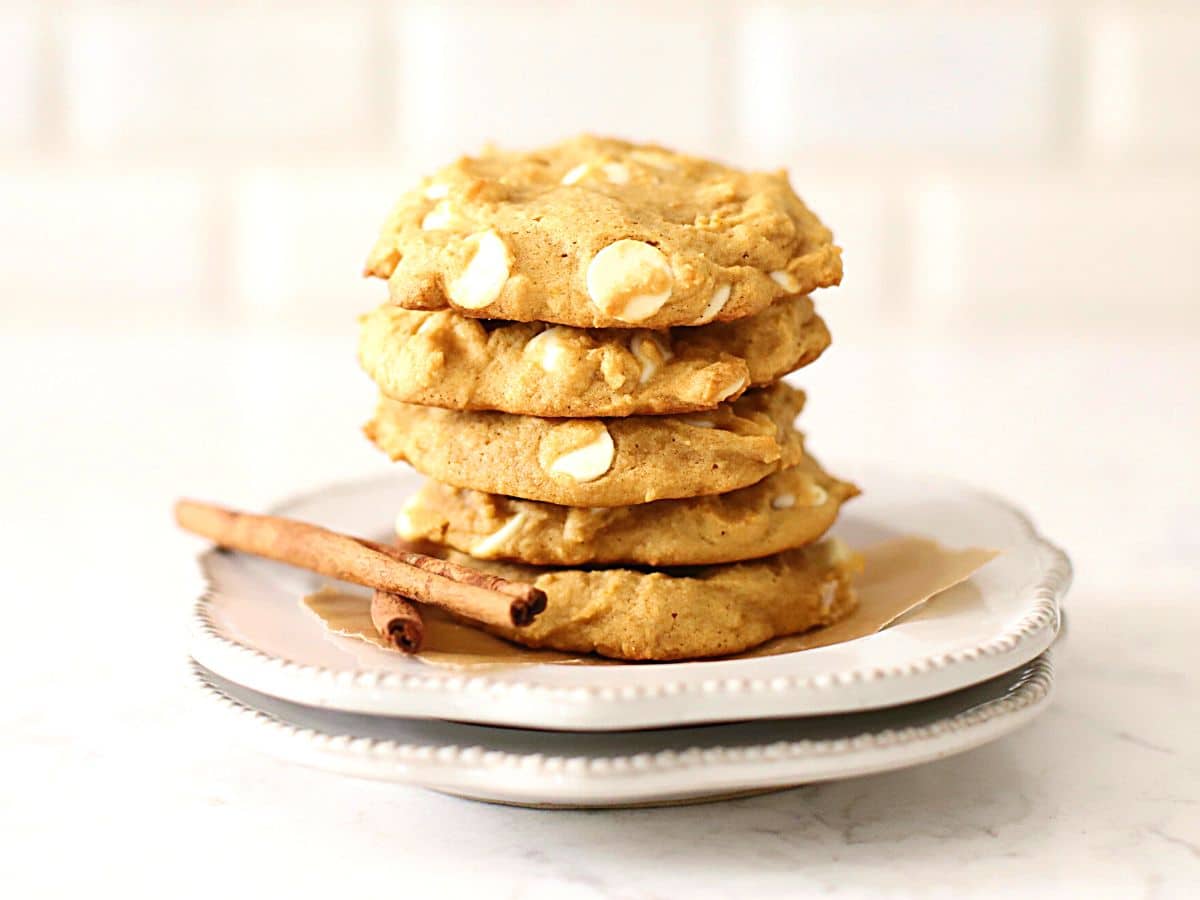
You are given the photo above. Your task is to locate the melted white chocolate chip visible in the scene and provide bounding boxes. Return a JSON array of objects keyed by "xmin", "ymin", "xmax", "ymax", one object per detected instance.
[
  {"xmin": 819, "ymin": 580, "xmax": 838, "ymax": 613},
  {"xmin": 715, "ymin": 373, "xmax": 750, "ymax": 402},
  {"xmin": 805, "ymin": 484, "xmax": 829, "ymax": 506},
  {"xmin": 770, "ymin": 269, "xmax": 801, "ymax": 292},
  {"xmin": 628, "ymin": 333, "xmax": 673, "ymax": 385},
  {"xmin": 682, "ymin": 415, "xmax": 716, "ymax": 429},
  {"xmin": 415, "ymin": 315, "xmax": 442, "ymax": 336},
  {"xmin": 586, "ymin": 239, "xmax": 673, "ymax": 322},
  {"xmin": 546, "ymin": 425, "xmax": 614, "ymax": 482},
  {"xmin": 421, "ymin": 201, "xmax": 453, "ymax": 230},
  {"xmin": 561, "ymin": 163, "xmax": 590, "ymax": 185},
  {"xmin": 563, "ymin": 161, "xmax": 632, "ymax": 186},
  {"xmin": 826, "ymin": 537, "xmax": 853, "ymax": 565},
  {"xmin": 697, "ymin": 283, "xmax": 731, "ymax": 323},
  {"xmin": 629, "ymin": 149, "xmax": 676, "ymax": 171},
  {"xmin": 523, "ymin": 326, "xmax": 573, "ymax": 373},
  {"xmin": 448, "ymin": 230, "xmax": 510, "ymax": 309},
  {"xmin": 471, "ymin": 513, "xmax": 527, "ymax": 559},
  {"xmin": 601, "ymin": 162, "xmax": 630, "ymax": 184},
  {"xmin": 771, "ymin": 493, "xmax": 796, "ymax": 509},
  {"xmin": 394, "ymin": 496, "xmax": 422, "ymax": 539}
]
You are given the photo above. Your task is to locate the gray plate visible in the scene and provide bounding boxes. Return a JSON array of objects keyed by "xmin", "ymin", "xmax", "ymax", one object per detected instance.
[{"xmin": 191, "ymin": 651, "xmax": 1055, "ymax": 808}]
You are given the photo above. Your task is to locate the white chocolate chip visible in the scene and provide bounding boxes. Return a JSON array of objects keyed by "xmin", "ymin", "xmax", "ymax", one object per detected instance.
[
  {"xmin": 547, "ymin": 426, "xmax": 614, "ymax": 483},
  {"xmin": 697, "ymin": 283, "xmax": 731, "ymax": 323},
  {"xmin": 563, "ymin": 161, "xmax": 631, "ymax": 186},
  {"xmin": 423, "ymin": 182, "xmax": 450, "ymax": 200},
  {"xmin": 394, "ymin": 510, "xmax": 416, "ymax": 538},
  {"xmin": 471, "ymin": 513, "xmax": 527, "ymax": 559},
  {"xmin": 628, "ymin": 333, "xmax": 673, "ymax": 385},
  {"xmin": 523, "ymin": 326, "xmax": 573, "ymax": 374},
  {"xmin": 601, "ymin": 162, "xmax": 630, "ymax": 184},
  {"xmin": 682, "ymin": 415, "xmax": 716, "ymax": 429},
  {"xmin": 447, "ymin": 230, "xmax": 511, "ymax": 310},
  {"xmin": 819, "ymin": 580, "xmax": 838, "ymax": 613},
  {"xmin": 421, "ymin": 201, "xmax": 453, "ymax": 230},
  {"xmin": 771, "ymin": 493, "xmax": 796, "ymax": 510},
  {"xmin": 770, "ymin": 269, "xmax": 801, "ymax": 293},
  {"xmin": 586, "ymin": 239, "xmax": 673, "ymax": 322},
  {"xmin": 715, "ymin": 373, "xmax": 750, "ymax": 402},
  {"xmin": 415, "ymin": 315, "xmax": 441, "ymax": 336},
  {"xmin": 394, "ymin": 496, "xmax": 422, "ymax": 539},
  {"xmin": 826, "ymin": 537, "xmax": 853, "ymax": 565},
  {"xmin": 805, "ymin": 484, "xmax": 830, "ymax": 506},
  {"xmin": 630, "ymin": 149, "xmax": 675, "ymax": 171},
  {"xmin": 561, "ymin": 163, "xmax": 590, "ymax": 185}
]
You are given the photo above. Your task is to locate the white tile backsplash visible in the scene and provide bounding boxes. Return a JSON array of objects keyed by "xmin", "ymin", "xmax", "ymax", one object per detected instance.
[
  {"xmin": 781, "ymin": 170, "xmax": 893, "ymax": 337},
  {"xmin": 62, "ymin": 7, "xmax": 379, "ymax": 152},
  {"xmin": 0, "ymin": 168, "xmax": 218, "ymax": 329},
  {"xmin": 735, "ymin": 7, "xmax": 1060, "ymax": 157},
  {"xmin": 231, "ymin": 164, "xmax": 419, "ymax": 333},
  {"xmin": 394, "ymin": 0, "xmax": 725, "ymax": 168},
  {"xmin": 909, "ymin": 172, "xmax": 1200, "ymax": 330},
  {"xmin": 0, "ymin": 11, "xmax": 38, "ymax": 146},
  {"xmin": 1086, "ymin": 9, "xmax": 1200, "ymax": 156},
  {"xmin": 0, "ymin": 0, "xmax": 1197, "ymax": 335}
]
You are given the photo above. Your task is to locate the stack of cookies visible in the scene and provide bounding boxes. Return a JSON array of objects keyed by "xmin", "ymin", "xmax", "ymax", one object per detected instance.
[{"xmin": 359, "ymin": 136, "xmax": 860, "ymax": 661}]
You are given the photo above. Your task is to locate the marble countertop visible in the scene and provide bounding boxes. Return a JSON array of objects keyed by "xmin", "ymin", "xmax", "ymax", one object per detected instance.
[{"xmin": 3, "ymin": 331, "xmax": 1197, "ymax": 898}]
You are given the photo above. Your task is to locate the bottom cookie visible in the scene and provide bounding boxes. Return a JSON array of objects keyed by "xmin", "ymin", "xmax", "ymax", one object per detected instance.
[{"xmin": 434, "ymin": 539, "xmax": 862, "ymax": 661}]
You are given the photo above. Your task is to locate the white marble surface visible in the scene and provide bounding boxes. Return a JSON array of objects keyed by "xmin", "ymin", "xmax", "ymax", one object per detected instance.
[{"xmin": 3, "ymin": 331, "xmax": 1198, "ymax": 898}]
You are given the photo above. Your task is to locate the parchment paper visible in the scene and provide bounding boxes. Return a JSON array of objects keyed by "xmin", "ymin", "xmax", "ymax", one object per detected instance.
[{"xmin": 302, "ymin": 536, "xmax": 998, "ymax": 668}]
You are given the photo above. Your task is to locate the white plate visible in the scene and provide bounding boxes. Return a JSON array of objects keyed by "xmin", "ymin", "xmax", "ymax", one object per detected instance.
[
  {"xmin": 191, "ymin": 653, "xmax": 1055, "ymax": 808},
  {"xmin": 188, "ymin": 467, "xmax": 1069, "ymax": 731}
]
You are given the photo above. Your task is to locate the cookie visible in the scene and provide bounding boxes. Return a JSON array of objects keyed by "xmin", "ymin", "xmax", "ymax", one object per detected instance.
[
  {"xmin": 433, "ymin": 539, "xmax": 860, "ymax": 660},
  {"xmin": 359, "ymin": 295, "xmax": 829, "ymax": 418},
  {"xmin": 364, "ymin": 135, "xmax": 841, "ymax": 329},
  {"xmin": 365, "ymin": 383, "xmax": 806, "ymax": 507},
  {"xmin": 396, "ymin": 453, "xmax": 858, "ymax": 566}
]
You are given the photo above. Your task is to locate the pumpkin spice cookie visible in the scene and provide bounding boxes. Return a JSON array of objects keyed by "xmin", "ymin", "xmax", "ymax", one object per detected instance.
[
  {"xmin": 396, "ymin": 453, "xmax": 858, "ymax": 566},
  {"xmin": 433, "ymin": 539, "xmax": 861, "ymax": 660},
  {"xmin": 364, "ymin": 135, "xmax": 841, "ymax": 329},
  {"xmin": 359, "ymin": 295, "xmax": 830, "ymax": 417},
  {"xmin": 365, "ymin": 383, "xmax": 807, "ymax": 507}
]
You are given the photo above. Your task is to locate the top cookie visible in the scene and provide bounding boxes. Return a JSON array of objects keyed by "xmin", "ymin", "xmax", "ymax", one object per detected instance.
[{"xmin": 364, "ymin": 135, "xmax": 841, "ymax": 329}]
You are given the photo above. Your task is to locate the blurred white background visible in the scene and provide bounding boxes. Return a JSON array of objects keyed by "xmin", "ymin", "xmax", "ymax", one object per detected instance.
[{"xmin": 2, "ymin": 0, "xmax": 1198, "ymax": 340}]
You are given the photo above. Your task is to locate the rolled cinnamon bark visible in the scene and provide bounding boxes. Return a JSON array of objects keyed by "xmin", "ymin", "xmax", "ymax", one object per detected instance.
[
  {"xmin": 370, "ymin": 590, "xmax": 425, "ymax": 653},
  {"xmin": 174, "ymin": 499, "xmax": 546, "ymax": 629},
  {"xmin": 360, "ymin": 537, "xmax": 541, "ymax": 609}
]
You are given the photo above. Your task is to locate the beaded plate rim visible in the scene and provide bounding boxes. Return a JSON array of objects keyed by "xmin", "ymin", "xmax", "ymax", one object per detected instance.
[
  {"xmin": 189, "ymin": 654, "xmax": 1055, "ymax": 806},
  {"xmin": 187, "ymin": 470, "xmax": 1070, "ymax": 727}
]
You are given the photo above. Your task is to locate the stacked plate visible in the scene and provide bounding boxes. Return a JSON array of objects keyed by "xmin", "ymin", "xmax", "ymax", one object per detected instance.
[{"xmin": 188, "ymin": 466, "xmax": 1070, "ymax": 808}]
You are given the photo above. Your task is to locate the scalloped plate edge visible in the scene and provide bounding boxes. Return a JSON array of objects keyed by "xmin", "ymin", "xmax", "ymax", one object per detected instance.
[
  {"xmin": 187, "ymin": 471, "xmax": 1071, "ymax": 730},
  {"xmin": 190, "ymin": 654, "xmax": 1055, "ymax": 808}
]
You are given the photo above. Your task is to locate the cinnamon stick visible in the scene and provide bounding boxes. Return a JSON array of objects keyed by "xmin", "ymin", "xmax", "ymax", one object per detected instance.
[
  {"xmin": 174, "ymin": 499, "xmax": 546, "ymax": 629},
  {"xmin": 370, "ymin": 591, "xmax": 424, "ymax": 653},
  {"xmin": 359, "ymin": 538, "xmax": 538, "ymax": 606}
]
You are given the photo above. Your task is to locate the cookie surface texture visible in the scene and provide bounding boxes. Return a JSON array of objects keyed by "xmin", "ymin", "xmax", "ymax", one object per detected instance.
[
  {"xmin": 396, "ymin": 453, "xmax": 858, "ymax": 566},
  {"xmin": 358, "ymin": 295, "xmax": 829, "ymax": 417},
  {"xmin": 365, "ymin": 135, "xmax": 841, "ymax": 328},
  {"xmin": 365, "ymin": 384, "xmax": 807, "ymax": 507},
  {"xmin": 439, "ymin": 539, "xmax": 861, "ymax": 661}
]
